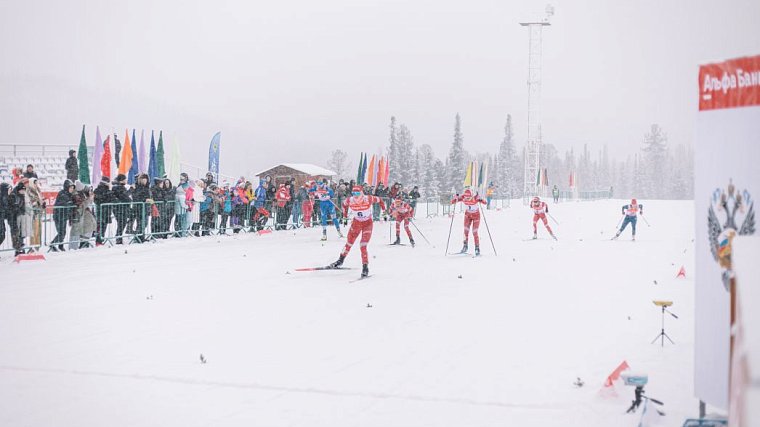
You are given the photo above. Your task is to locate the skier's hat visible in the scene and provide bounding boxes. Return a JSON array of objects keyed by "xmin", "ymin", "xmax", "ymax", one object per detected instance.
[
  {"xmin": 352, "ymin": 185, "xmax": 363, "ymax": 193},
  {"xmin": 631, "ymin": 198, "xmax": 637, "ymax": 205},
  {"xmin": 463, "ymin": 188, "xmax": 473, "ymax": 198}
]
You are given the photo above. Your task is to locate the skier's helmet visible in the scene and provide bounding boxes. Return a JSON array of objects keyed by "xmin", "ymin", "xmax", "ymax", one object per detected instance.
[
  {"xmin": 352, "ymin": 185, "xmax": 363, "ymax": 197},
  {"xmin": 532, "ymin": 196, "xmax": 540, "ymax": 203}
]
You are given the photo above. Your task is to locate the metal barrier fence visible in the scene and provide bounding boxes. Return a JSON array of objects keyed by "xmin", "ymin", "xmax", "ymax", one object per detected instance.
[{"xmin": 1, "ymin": 195, "xmax": 517, "ymax": 256}]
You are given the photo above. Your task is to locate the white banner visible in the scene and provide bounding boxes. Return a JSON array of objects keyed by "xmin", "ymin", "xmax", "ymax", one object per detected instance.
[{"xmin": 695, "ymin": 55, "xmax": 760, "ymax": 410}]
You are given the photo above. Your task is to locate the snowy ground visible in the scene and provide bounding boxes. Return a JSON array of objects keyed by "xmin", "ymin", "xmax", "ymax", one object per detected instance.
[{"xmin": 0, "ymin": 200, "xmax": 697, "ymax": 427}]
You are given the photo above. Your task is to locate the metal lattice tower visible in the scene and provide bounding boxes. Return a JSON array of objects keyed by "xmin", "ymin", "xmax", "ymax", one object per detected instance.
[{"xmin": 520, "ymin": 5, "xmax": 553, "ymax": 200}]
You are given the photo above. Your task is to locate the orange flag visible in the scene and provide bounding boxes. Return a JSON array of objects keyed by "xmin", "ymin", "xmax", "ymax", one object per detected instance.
[
  {"xmin": 118, "ymin": 129, "xmax": 132, "ymax": 175},
  {"xmin": 367, "ymin": 155, "xmax": 376, "ymax": 186}
]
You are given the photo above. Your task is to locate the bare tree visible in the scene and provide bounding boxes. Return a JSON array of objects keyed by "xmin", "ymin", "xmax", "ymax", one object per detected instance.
[{"xmin": 327, "ymin": 149, "xmax": 349, "ymax": 180}]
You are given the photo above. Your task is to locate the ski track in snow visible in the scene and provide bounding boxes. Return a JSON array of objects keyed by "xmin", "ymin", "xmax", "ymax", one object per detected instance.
[{"xmin": 0, "ymin": 200, "xmax": 697, "ymax": 427}]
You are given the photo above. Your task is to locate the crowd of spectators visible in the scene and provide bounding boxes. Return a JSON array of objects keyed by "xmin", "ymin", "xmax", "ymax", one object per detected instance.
[{"xmin": 0, "ymin": 167, "xmax": 422, "ymax": 256}]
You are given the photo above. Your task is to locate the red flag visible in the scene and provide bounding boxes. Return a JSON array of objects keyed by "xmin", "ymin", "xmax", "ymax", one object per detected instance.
[{"xmin": 101, "ymin": 135, "xmax": 112, "ymax": 179}]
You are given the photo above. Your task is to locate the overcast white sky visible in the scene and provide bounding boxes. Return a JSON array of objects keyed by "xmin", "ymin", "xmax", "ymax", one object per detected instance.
[{"xmin": 1, "ymin": 0, "xmax": 758, "ymax": 177}]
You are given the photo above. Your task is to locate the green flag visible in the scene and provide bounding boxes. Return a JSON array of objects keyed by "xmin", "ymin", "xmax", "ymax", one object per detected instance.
[
  {"xmin": 356, "ymin": 152, "xmax": 363, "ymax": 183},
  {"xmin": 157, "ymin": 131, "xmax": 166, "ymax": 177},
  {"xmin": 78, "ymin": 124, "xmax": 90, "ymax": 184}
]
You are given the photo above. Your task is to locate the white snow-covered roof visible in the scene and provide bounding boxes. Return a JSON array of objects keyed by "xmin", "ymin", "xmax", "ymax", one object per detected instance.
[{"xmin": 256, "ymin": 163, "xmax": 336, "ymax": 177}]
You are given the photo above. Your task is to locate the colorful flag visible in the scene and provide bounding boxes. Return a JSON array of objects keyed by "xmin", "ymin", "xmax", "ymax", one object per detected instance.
[
  {"xmin": 114, "ymin": 133, "xmax": 121, "ymax": 167},
  {"xmin": 92, "ymin": 126, "xmax": 103, "ymax": 184},
  {"xmin": 367, "ymin": 155, "xmax": 376, "ymax": 186},
  {"xmin": 207, "ymin": 131, "xmax": 221, "ymax": 178},
  {"xmin": 356, "ymin": 152, "xmax": 363, "ymax": 183},
  {"xmin": 118, "ymin": 129, "xmax": 132, "ymax": 176},
  {"xmin": 78, "ymin": 125, "xmax": 91, "ymax": 184},
  {"xmin": 156, "ymin": 131, "xmax": 166, "ymax": 178},
  {"xmin": 129, "ymin": 129, "xmax": 138, "ymax": 184},
  {"xmin": 464, "ymin": 162, "xmax": 472, "ymax": 187},
  {"xmin": 361, "ymin": 153, "xmax": 368, "ymax": 184},
  {"xmin": 138, "ymin": 130, "xmax": 147, "ymax": 174},
  {"xmin": 148, "ymin": 130, "xmax": 157, "ymax": 181},
  {"xmin": 167, "ymin": 137, "xmax": 181, "ymax": 182},
  {"xmin": 375, "ymin": 156, "xmax": 385, "ymax": 185},
  {"xmin": 101, "ymin": 135, "xmax": 112, "ymax": 180}
]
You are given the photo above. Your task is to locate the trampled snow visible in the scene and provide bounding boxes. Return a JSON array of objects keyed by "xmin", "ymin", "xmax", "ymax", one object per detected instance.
[{"xmin": 0, "ymin": 200, "xmax": 698, "ymax": 426}]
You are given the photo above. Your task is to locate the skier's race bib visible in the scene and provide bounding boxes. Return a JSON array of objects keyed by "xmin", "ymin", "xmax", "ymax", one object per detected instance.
[
  {"xmin": 532, "ymin": 202, "xmax": 546, "ymax": 214},
  {"xmin": 316, "ymin": 189, "xmax": 330, "ymax": 202},
  {"xmin": 461, "ymin": 197, "xmax": 481, "ymax": 213},
  {"xmin": 626, "ymin": 205, "xmax": 638, "ymax": 216},
  {"xmin": 349, "ymin": 196, "xmax": 373, "ymax": 221}
]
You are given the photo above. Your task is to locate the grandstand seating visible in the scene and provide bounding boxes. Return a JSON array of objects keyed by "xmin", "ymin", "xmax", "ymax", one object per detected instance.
[{"xmin": 0, "ymin": 146, "xmax": 94, "ymax": 190}]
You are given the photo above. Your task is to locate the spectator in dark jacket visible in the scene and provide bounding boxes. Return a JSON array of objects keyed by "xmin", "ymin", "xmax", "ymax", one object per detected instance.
[
  {"xmin": 93, "ymin": 176, "xmax": 113, "ymax": 244},
  {"xmin": 0, "ymin": 182, "xmax": 9, "ymax": 247},
  {"xmin": 51, "ymin": 179, "xmax": 75, "ymax": 251},
  {"xmin": 6, "ymin": 182, "xmax": 27, "ymax": 255},
  {"xmin": 111, "ymin": 174, "xmax": 131, "ymax": 244},
  {"xmin": 163, "ymin": 178, "xmax": 176, "ymax": 236},
  {"xmin": 23, "ymin": 164, "xmax": 38, "ymax": 179},
  {"xmin": 131, "ymin": 173, "xmax": 152, "ymax": 242},
  {"xmin": 408, "ymin": 186, "xmax": 420, "ymax": 214},
  {"xmin": 65, "ymin": 150, "xmax": 79, "ymax": 181}
]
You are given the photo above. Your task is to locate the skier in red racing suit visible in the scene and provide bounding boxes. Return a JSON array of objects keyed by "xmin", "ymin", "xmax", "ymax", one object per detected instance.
[{"xmin": 329, "ymin": 185, "xmax": 386, "ymax": 277}]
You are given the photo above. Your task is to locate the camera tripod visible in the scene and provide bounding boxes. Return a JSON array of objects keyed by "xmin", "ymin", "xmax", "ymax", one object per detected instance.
[
  {"xmin": 626, "ymin": 385, "xmax": 665, "ymax": 415},
  {"xmin": 651, "ymin": 304, "xmax": 678, "ymax": 347}
]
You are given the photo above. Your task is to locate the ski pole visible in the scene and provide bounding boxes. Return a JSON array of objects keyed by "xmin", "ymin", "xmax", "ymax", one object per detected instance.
[
  {"xmin": 445, "ymin": 207, "xmax": 456, "ymax": 256},
  {"xmin": 547, "ymin": 212, "xmax": 560, "ymax": 225},
  {"xmin": 641, "ymin": 215, "xmax": 651, "ymax": 227},
  {"xmin": 479, "ymin": 207, "xmax": 497, "ymax": 256},
  {"xmin": 615, "ymin": 215, "xmax": 625, "ymax": 229},
  {"xmin": 409, "ymin": 219, "xmax": 431, "ymax": 245}
]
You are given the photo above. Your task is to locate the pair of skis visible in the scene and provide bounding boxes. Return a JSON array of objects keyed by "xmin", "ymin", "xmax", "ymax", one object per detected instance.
[{"xmin": 294, "ymin": 266, "xmax": 370, "ymax": 282}]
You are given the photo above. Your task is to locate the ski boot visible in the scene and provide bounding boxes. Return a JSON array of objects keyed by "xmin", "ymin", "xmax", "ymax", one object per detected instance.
[
  {"xmin": 532, "ymin": 233, "xmax": 537, "ymax": 240},
  {"xmin": 459, "ymin": 242, "xmax": 468, "ymax": 254},
  {"xmin": 551, "ymin": 233, "xmax": 558, "ymax": 241},
  {"xmin": 321, "ymin": 230, "xmax": 328, "ymax": 241},
  {"xmin": 474, "ymin": 245, "xmax": 480, "ymax": 256},
  {"xmin": 612, "ymin": 232, "xmax": 620, "ymax": 240},
  {"xmin": 632, "ymin": 234, "xmax": 636, "ymax": 242},
  {"xmin": 361, "ymin": 263, "xmax": 369, "ymax": 277},
  {"xmin": 392, "ymin": 235, "xmax": 401, "ymax": 245},
  {"xmin": 337, "ymin": 229, "xmax": 344, "ymax": 238},
  {"xmin": 410, "ymin": 239, "xmax": 415, "ymax": 247},
  {"xmin": 329, "ymin": 255, "xmax": 345, "ymax": 269}
]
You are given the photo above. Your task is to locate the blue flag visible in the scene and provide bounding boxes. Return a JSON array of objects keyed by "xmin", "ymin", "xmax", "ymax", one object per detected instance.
[
  {"xmin": 129, "ymin": 129, "xmax": 139, "ymax": 184},
  {"xmin": 208, "ymin": 131, "xmax": 221, "ymax": 178},
  {"xmin": 148, "ymin": 130, "xmax": 158, "ymax": 181}
]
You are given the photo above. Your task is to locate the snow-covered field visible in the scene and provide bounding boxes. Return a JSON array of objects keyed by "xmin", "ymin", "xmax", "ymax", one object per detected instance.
[{"xmin": 0, "ymin": 200, "xmax": 697, "ymax": 427}]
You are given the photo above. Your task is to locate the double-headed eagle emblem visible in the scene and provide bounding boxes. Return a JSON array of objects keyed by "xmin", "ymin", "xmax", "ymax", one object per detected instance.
[{"xmin": 707, "ymin": 180, "xmax": 755, "ymax": 291}]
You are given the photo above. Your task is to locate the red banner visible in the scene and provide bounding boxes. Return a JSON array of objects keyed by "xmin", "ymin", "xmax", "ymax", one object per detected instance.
[
  {"xmin": 42, "ymin": 191, "xmax": 57, "ymax": 213},
  {"xmin": 699, "ymin": 55, "xmax": 760, "ymax": 111}
]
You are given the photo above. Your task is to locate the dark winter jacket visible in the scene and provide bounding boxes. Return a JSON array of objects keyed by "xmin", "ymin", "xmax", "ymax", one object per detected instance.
[
  {"xmin": 94, "ymin": 182, "xmax": 114, "ymax": 219},
  {"xmin": 111, "ymin": 182, "xmax": 132, "ymax": 220},
  {"xmin": 7, "ymin": 185, "xmax": 26, "ymax": 219},
  {"xmin": 23, "ymin": 171, "xmax": 38, "ymax": 179},
  {"xmin": 53, "ymin": 181, "xmax": 75, "ymax": 221},
  {"xmin": 0, "ymin": 182, "xmax": 10, "ymax": 220},
  {"xmin": 65, "ymin": 156, "xmax": 79, "ymax": 181},
  {"xmin": 132, "ymin": 176, "xmax": 152, "ymax": 203},
  {"xmin": 151, "ymin": 179, "xmax": 165, "ymax": 203}
]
